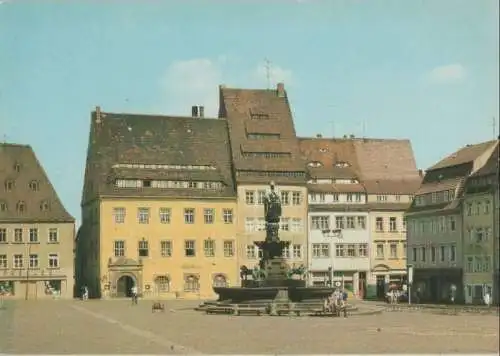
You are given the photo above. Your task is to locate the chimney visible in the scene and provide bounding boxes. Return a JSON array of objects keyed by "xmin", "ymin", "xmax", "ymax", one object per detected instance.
[
  {"xmin": 191, "ymin": 106, "xmax": 199, "ymax": 117},
  {"xmin": 316, "ymin": 134, "xmax": 322, "ymax": 138},
  {"xmin": 199, "ymin": 106, "xmax": 204, "ymax": 118},
  {"xmin": 276, "ymin": 82, "xmax": 285, "ymax": 97},
  {"xmin": 95, "ymin": 106, "xmax": 101, "ymax": 123}
]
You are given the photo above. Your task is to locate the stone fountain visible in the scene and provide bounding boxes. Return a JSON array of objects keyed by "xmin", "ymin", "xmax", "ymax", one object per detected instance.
[{"xmin": 204, "ymin": 181, "xmax": 336, "ymax": 312}]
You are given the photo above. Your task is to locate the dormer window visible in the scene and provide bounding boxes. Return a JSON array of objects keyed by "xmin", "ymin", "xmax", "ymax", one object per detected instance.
[
  {"xmin": 29, "ymin": 180, "xmax": 39, "ymax": 191},
  {"xmin": 13, "ymin": 163, "xmax": 21, "ymax": 172},
  {"xmin": 17, "ymin": 201, "xmax": 26, "ymax": 213},
  {"xmin": 4, "ymin": 180, "xmax": 14, "ymax": 191},
  {"xmin": 0, "ymin": 201, "xmax": 7, "ymax": 212},
  {"xmin": 40, "ymin": 200, "xmax": 50, "ymax": 212},
  {"xmin": 307, "ymin": 161, "xmax": 323, "ymax": 168},
  {"xmin": 319, "ymin": 148, "xmax": 328, "ymax": 153},
  {"xmin": 334, "ymin": 161, "xmax": 351, "ymax": 168}
]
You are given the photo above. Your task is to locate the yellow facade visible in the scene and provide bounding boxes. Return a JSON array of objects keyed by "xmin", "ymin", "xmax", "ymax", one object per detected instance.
[
  {"xmin": 367, "ymin": 194, "xmax": 410, "ymax": 282},
  {"xmin": 235, "ymin": 185, "xmax": 309, "ymax": 272},
  {"xmin": 96, "ymin": 198, "xmax": 238, "ymax": 299}
]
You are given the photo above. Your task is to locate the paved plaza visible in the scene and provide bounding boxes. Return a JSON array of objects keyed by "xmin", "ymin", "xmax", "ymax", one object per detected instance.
[{"xmin": 0, "ymin": 299, "xmax": 498, "ymax": 354}]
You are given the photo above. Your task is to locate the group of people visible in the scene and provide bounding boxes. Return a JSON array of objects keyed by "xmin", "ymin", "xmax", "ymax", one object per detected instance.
[{"xmin": 323, "ymin": 289, "xmax": 348, "ymax": 317}]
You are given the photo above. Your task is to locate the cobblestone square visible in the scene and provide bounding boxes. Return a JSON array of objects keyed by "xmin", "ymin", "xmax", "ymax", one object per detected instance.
[{"xmin": 1, "ymin": 299, "xmax": 498, "ymax": 354}]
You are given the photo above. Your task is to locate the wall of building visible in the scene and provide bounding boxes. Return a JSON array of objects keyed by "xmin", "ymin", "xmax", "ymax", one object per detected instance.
[
  {"xmin": 236, "ymin": 184, "xmax": 308, "ymax": 275},
  {"xmin": 0, "ymin": 222, "xmax": 74, "ymax": 299},
  {"xmin": 98, "ymin": 198, "xmax": 238, "ymax": 299}
]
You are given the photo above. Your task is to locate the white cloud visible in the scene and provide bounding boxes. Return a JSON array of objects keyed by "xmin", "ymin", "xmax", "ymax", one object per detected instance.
[
  {"xmin": 426, "ymin": 63, "xmax": 466, "ymax": 84},
  {"xmin": 254, "ymin": 61, "xmax": 293, "ymax": 88},
  {"xmin": 161, "ymin": 58, "xmax": 223, "ymax": 117}
]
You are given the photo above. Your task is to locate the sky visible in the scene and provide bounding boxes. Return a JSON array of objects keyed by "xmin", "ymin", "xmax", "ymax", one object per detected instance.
[{"xmin": 1, "ymin": 0, "xmax": 499, "ymax": 224}]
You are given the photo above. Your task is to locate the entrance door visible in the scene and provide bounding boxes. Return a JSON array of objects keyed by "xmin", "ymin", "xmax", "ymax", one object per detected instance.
[
  {"xmin": 117, "ymin": 276, "xmax": 135, "ymax": 297},
  {"xmin": 376, "ymin": 275, "xmax": 385, "ymax": 299}
]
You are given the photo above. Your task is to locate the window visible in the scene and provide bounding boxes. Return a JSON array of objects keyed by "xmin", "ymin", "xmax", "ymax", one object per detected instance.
[
  {"xmin": 335, "ymin": 216, "xmax": 345, "ymax": 229},
  {"xmin": 223, "ymin": 240, "xmax": 234, "ymax": 257},
  {"xmin": 483, "ymin": 256, "xmax": 491, "ymax": 272},
  {"xmin": 466, "ymin": 203, "xmax": 472, "ymax": 216},
  {"xmin": 29, "ymin": 228, "xmax": 38, "ymax": 243},
  {"xmin": 184, "ymin": 208, "xmax": 195, "ymax": 224},
  {"xmin": 184, "ymin": 275, "xmax": 200, "ymax": 292},
  {"xmin": 376, "ymin": 244, "xmax": 384, "ymax": 258},
  {"xmin": 223, "ymin": 209, "xmax": 233, "ymax": 224},
  {"xmin": 389, "ymin": 217, "xmax": 397, "ymax": 232},
  {"xmin": 320, "ymin": 243, "xmax": 330, "ymax": 257},
  {"xmin": 17, "ymin": 201, "xmax": 26, "ymax": 213},
  {"xmin": 256, "ymin": 217, "xmax": 265, "ymax": 231},
  {"xmin": 246, "ymin": 245, "xmax": 256, "ymax": 259},
  {"xmin": 310, "ymin": 194, "xmax": 317, "ymax": 202},
  {"xmin": 346, "ymin": 194, "xmax": 353, "ymax": 202},
  {"xmin": 29, "ymin": 254, "xmax": 38, "ymax": 268},
  {"xmin": 155, "ymin": 276, "xmax": 170, "ymax": 292},
  {"xmin": 185, "ymin": 240, "xmax": 196, "ymax": 257},
  {"xmin": 48, "ymin": 253, "xmax": 59, "ymax": 268},
  {"xmin": 484, "ymin": 200, "xmax": 490, "ymax": 214},
  {"xmin": 0, "ymin": 201, "xmax": 6, "ymax": 212},
  {"xmin": 114, "ymin": 240, "xmax": 125, "ymax": 257},
  {"xmin": 347, "ymin": 244, "xmax": 356, "ymax": 257},
  {"xmin": 332, "ymin": 193, "xmax": 339, "ymax": 202},
  {"xmin": 160, "ymin": 240, "xmax": 172, "ymax": 257},
  {"xmin": 450, "ymin": 244, "xmax": 456, "ymax": 262},
  {"xmin": 280, "ymin": 217, "xmax": 290, "ymax": 231},
  {"xmin": 402, "ymin": 243, "xmax": 407, "ymax": 258},
  {"xmin": 440, "ymin": 246, "xmax": 446, "ymax": 262},
  {"xmin": 355, "ymin": 193, "xmax": 362, "ymax": 202},
  {"xmin": 313, "ymin": 243, "xmax": 329, "ymax": 258},
  {"xmin": 0, "ymin": 228, "xmax": 6, "ymax": 243},
  {"xmin": 311, "ymin": 216, "xmax": 330, "ymax": 230},
  {"xmin": 346, "ymin": 216, "xmax": 355, "ymax": 229},
  {"xmin": 245, "ymin": 190, "xmax": 255, "ymax": 204},
  {"xmin": 159, "ymin": 208, "xmax": 171, "ymax": 224},
  {"xmin": 412, "ymin": 248, "xmax": 417, "ymax": 262},
  {"xmin": 29, "ymin": 180, "xmax": 39, "ymax": 191},
  {"xmin": 335, "ymin": 244, "xmax": 344, "ymax": 257},
  {"xmin": 376, "ymin": 195, "xmax": 388, "ymax": 202},
  {"xmin": 204, "ymin": 208, "xmax": 215, "ymax": 224},
  {"xmin": 280, "ymin": 191, "xmax": 290, "ymax": 205},
  {"xmin": 14, "ymin": 228, "xmax": 22, "ymax": 243},
  {"xmin": 475, "ymin": 256, "xmax": 483, "ymax": 272},
  {"xmin": 292, "ymin": 192, "xmax": 302, "ymax": 205},
  {"xmin": 245, "ymin": 218, "xmax": 255, "ymax": 232},
  {"xmin": 13, "ymin": 254, "xmax": 23, "ymax": 268},
  {"xmin": 485, "ymin": 227, "xmax": 492, "ymax": 241},
  {"xmin": 420, "ymin": 247, "xmax": 426, "ymax": 262},
  {"xmin": 466, "ymin": 256, "xmax": 474, "ymax": 273},
  {"xmin": 390, "ymin": 243, "xmax": 397, "ymax": 258},
  {"xmin": 475, "ymin": 202, "xmax": 482, "ymax": 215},
  {"xmin": 444, "ymin": 190, "xmax": 449, "ymax": 201},
  {"xmin": 282, "ymin": 246, "xmax": 290, "ymax": 258},
  {"xmin": 476, "ymin": 228, "xmax": 484, "ymax": 242},
  {"xmin": 431, "ymin": 246, "xmax": 436, "ymax": 262},
  {"xmin": 0, "ymin": 255, "xmax": 7, "ymax": 268},
  {"xmin": 358, "ymin": 244, "xmax": 368, "ymax": 257},
  {"xmin": 204, "ymin": 239, "xmax": 215, "ymax": 257},
  {"xmin": 213, "ymin": 274, "xmax": 227, "ymax": 287},
  {"xmin": 448, "ymin": 216, "xmax": 456, "ymax": 231},
  {"xmin": 137, "ymin": 208, "xmax": 150, "ymax": 224},
  {"xmin": 293, "ymin": 244, "xmax": 302, "ymax": 258},
  {"xmin": 357, "ymin": 216, "xmax": 366, "ymax": 229},
  {"xmin": 291, "ymin": 218, "xmax": 302, "ymax": 232},
  {"xmin": 376, "ymin": 217, "xmax": 384, "ymax": 232},
  {"xmin": 138, "ymin": 240, "xmax": 149, "ymax": 257},
  {"xmin": 257, "ymin": 190, "xmax": 266, "ymax": 205},
  {"xmin": 402, "ymin": 218, "xmax": 407, "ymax": 231},
  {"xmin": 40, "ymin": 200, "xmax": 50, "ymax": 211},
  {"xmin": 5, "ymin": 180, "xmax": 14, "ymax": 191}
]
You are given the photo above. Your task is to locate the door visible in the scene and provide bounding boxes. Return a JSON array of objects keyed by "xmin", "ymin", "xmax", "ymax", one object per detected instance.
[
  {"xmin": 473, "ymin": 285, "xmax": 483, "ymax": 304},
  {"xmin": 376, "ymin": 275, "xmax": 385, "ymax": 299}
]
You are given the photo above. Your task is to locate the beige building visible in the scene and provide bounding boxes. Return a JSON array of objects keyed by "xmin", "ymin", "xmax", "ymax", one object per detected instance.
[
  {"xmin": 219, "ymin": 83, "xmax": 308, "ymax": 276},
  {"xmin": 462, "ymin": 140, "xmax": 499, "ymax": 304},
  {"xmin": 77, "ymin": 107, "xmax": 239, "ymax": 299},
  {"xmin": 353, "ymin": 138, "xmax": 421, "ymax": 298},
  {"xmin": 406, "ymin": 140, "xmax": 497, "ymax": 303},
  {"xmin": 0, "ymin": 143, "xmax": 75, "ymax": 299}
]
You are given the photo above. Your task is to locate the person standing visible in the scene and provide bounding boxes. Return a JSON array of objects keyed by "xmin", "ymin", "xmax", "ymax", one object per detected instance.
[
  {"xmin": 131, "ymin": 285, "xmax": 138, "ymax": 305},
  {"xmin": 484, "ymin": 290, "xmax": 491, "ymax": 307}
]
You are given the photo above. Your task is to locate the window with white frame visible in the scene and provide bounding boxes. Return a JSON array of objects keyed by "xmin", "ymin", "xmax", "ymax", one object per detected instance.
[
  {"xmin": 13, "ymin": 254, "xmax": 23, "ymax": 268},
  {"xmin": 355, "ymin": 193, "xmax": 362, "ymax": 202},
  {"xmin": 466, "ymin": 203, "xmax": 473, "ymax": 216},
  {"xmin": 29, "ymin": 254, "xmax": 38, "ymax": 268},
  {"xmin": 335, "ymin": 244, "xmax": 344, "ymax": 257},
  {"xmin": 48, "ymin": 253, "xmax": 59, "ymax": 268},
  {"xmin": 320, "ymin": 243, "xmax": 330, "ymax": 257},
  {"xmin": 29, "ymin": 228, "xmax": 38, "ymax": 243},
  {"xmin": 420, "ymin": 247, "xmax": 426, "ymax": 262},
  {"xmin": 245, "ymin": 190, "xmax": 255, "ymax": 204},
  {"xmin": 245, "ymin": 218, "xmax": 256, "ymax": 232},
  {"xmin": 450, "ymin": 244, "xmax": 456, "ymax": 261},
  {"xmin": 184, "ymin": 208, "xmax": 195, "ymax": 224},
  {"xmin": 160, "ymin": 240, "xmax": 172, "ymax": 257},
  {"xmin": 185, "ymin": 240, "xmax": 196, "ymax": 257},
  {"xmin": 311, "ymin": 216, "xmax": 330, "ymax": 230},
  {"xmin": 412, "ymin": 247, "xmax": 417, "ymax": 262},
  {"xmin": 291, "ymin": 218, "xmax": 302, "ymax": 232},
  {"xmin": 346, "ymin": 194, "xmax": 353, "ymax": 202},
  {"xmin": 376, "ymin": 217, "xmax": 384, "ymax": 232},
  {"xmin": 475, "ymin": 228, "xmax": 484, "ymax": 242},
  {"xmin": 440, "ymin": 245, "xmax": 446, "ymax": 262},
  {"xmin": 346, "ymin": 216, "xmax": 355, "ymax": 229},
  {"xmin": 332, "ymin": 193, "xmax": 339, "ymax": 202},
  {"xmin": 204, "ymin": 239, "xmax": 215, "ymax": 257},
  {"xmin": 319, "ymin": 193, "xmax": 326, "ymax": 203},
  {"xmin": 159, "ymin": 208, "xmax": 171, "ymax": 224},
  {"xmin": 310, "ymin": 194, "xmax": 317, "ymax": 202},
  {"xmin": 246, "ymin": 245, "xmax": 256, "ymax": 259},
  {"xmin": 256, "ymin": 217, "xmax": 265, "ymax": 231},
  {"xmin": 138, "ymin": 240, "xmax": 149, "ymax": 257},
  {"xmin": 184, "ymin": 274, "xmax": 200, "ymax": 292},
  {"xmin": 448, "ymin": 216, "xmax": 456, "ymax": 231},
  {"xmin": 223, "ymin": 240, "xmax": 234, "ymax": 257},
  {"xmin": 280, "ymin": 217, "xmax": 290, "ymax": 231},
  {"xmin": 358, "ymin": 243, "xmax": 368, "ymax": 257},
  {"xmin": 48, "ymin": 228, "xmax": 58, "ymax": 243},
  {"xmin": 292, "ymin": 191, "xmax": 302, "ymax": 205},
  {"xmin": 223, "ymin": 209, "xmax": 233, "ymax": 224},
  {"xmin": 475, "ymin": 202, "xmax": 482, "ymax": 215},
  {"xmin": 292, "ymin": 244, "xmax": 302, "ymax": 258},
  {"xmin": 137, "ymin": 207, "xmax": 150, "ymax": 224},
  {"xmin": 0, "ymin": 254, "xmax": 7, "ymax": 268},
  {"xmin": 389, "ymin": 217, "xmax": 397, "ymax": 232},
  {"xmin": 430, "ymin": 246, "xmax": 436, "ymax": 262},
  {"xmin": 389, "ymin": 243, "xmax": 397, "ymax": 258},
  {"xmin": 204, "ymin": 208, "xmax": 215, "ymax": 224},
  {"xmin": 257, "ymin": 190, "xmax": 266, "ymax": 205},
  {"xmin": 376, "ymin": 244, "xmax": 384, "ymax": 259},
  {"xmin": 376, "ymin": 195, "xmax": 388, "ymax": 202},
  {"xmin": 357, "ymin": 216, "xmax": 366, "ymax": 229},
  {"xmin": 484, "ymin": 200, "xmax": 490, "ymax": 214},
  {"xmin": 347, "ymin": 244, "xmax": 356, "ymax": 257},
  {"xmin": 113, "ymin": 207, "xmax": 126, "ymax": 223},
  {"xmin": 312, "ymin": 244, "xmax": 321, "ymax": 258},
  {"xmin": 485, "ymin": 227, "xmax": 492, "ymax": 241},
  {"xmin": 282, "ymin": 246, "xmax": 290, "ymax": 258},
  {"xmin": 0, "ymin": 229, "xmax": 6, "ymax": 243},
  {"xmin": 466, "ymin": 256, "xmax": 473, "ymax": 272},
  {"xmin": 280, "ymin": 191, "xmax": 290, "ymax": 205},
  {"xmin": 335, "ymin": 216, "xmax": 345, "ymax": 229},
  {"xmin": 114, "ymin": 240, "xmax": 125, "ymax": 257}
]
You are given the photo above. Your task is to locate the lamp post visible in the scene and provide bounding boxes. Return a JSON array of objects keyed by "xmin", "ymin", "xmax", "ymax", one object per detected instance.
[
  {"xmin": 24, "ymin": 239, "xmax": 32, "ymax": 301},
  {"xmin": 322, "ymin": 228, "xmax": 343, "ymax": 287}
]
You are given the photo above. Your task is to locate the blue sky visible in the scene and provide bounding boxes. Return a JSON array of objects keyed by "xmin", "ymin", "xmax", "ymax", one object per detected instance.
[{"xmin": 1, "ymin": 0, "xmax": 498, "ymax": 223}]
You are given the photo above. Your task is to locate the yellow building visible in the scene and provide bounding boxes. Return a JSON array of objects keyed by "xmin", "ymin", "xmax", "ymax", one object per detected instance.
[
  {"xmin": 77, "ymin": 106, "xmax": 238, "ymax": 299},
  {"xmin": 219, "ymin": 84, "xmax": 309, "ymax": 275}
]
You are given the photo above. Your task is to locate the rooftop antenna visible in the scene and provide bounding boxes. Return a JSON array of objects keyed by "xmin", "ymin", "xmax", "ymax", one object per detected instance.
[{"xmin": 264, "ymin": 58, "xmax": 271, "ymax": 89}]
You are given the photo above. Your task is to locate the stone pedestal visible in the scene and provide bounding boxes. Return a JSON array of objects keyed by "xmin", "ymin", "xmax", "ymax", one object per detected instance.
[{"xmin": 264, "ymin": 258, "xmax": 289, "ymax": 287}]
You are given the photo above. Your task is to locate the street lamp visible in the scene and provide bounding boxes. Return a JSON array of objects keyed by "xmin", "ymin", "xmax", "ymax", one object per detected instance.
[
  {"xmin": 322, "ymin": 228, "xmax": 343, "ymax": 287},
  {"xmin": 24, "ymin": 237, "xmax": 32, "ymax": 301}
]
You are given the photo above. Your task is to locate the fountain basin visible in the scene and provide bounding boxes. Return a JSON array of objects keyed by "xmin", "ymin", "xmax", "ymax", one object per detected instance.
[{"xmin": 214, "ymin": 285, "xmax": 335, "ymax": 303}]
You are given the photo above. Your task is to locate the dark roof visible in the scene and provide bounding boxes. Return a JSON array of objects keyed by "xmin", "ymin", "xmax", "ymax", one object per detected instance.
[
  {"xmin": 82, "ymin": 110, "xmax": 236, "ymax": 204},
  {"xmin": 428, "ymin": 140, "xmax": 497, "ymax": 171},
  {"xmin": 0, "ymin": 144, "xmax": 74, "ymax": 223},
  {"xmin": 219, "ymin": 84, "xmax": 306, "ymax": 184}
]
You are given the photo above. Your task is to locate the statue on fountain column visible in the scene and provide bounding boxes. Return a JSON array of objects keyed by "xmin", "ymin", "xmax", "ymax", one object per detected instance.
[{"xmin": 263, "ymin": 181, "xmax": 282, "ymax": 243}]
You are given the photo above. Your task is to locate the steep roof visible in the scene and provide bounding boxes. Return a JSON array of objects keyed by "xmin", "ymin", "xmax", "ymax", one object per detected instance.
[
  {"xmin": 219, "ymin": 83, "xmax": 306, "ymax": 185},
  {"xmin": 82, "ymin": 109, "xmax": 236, "ymax": 204},
  {"xmin": 428, "ymin": 140, "xmax": 498, "ymax": 171},
  {"xmin": 471, "ymin": 140, "xmax": 499, "ymax": 177},
  {"xmin": 0, "ymin": 143, "xmax": 74, "ymax": 223}
]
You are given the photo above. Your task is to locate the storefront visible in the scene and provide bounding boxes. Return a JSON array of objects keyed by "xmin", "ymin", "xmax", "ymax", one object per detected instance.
[{"xmin": 412, "ymin": 268, "xmax": 463, "ymax": 303}]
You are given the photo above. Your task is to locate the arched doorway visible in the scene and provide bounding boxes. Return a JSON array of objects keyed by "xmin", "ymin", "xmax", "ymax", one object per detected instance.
[
  {"xmin": 213, "ymin": 274, "xmax": 227, "ymax": 287},
  {"xmin": 117, "ymin": 275, "xmax": 135, "ymax": 297}
]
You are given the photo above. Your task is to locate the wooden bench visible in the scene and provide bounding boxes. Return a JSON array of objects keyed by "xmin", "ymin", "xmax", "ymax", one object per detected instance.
[
  {"xmin": 206, "ymin": 306, "xmax": 234, "ymax": 315},
  {"xmin": 152, "ymin": 302, "xmax": 165, "ymax": 312},
  {"xmin": 232, "ymin": 304, "xmax": 266, "ymax": 316}
]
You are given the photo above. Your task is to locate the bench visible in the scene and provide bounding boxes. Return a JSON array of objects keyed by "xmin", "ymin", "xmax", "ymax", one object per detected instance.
[
  {"xmin": 231, "ymin": 304, "xmax": 266, "ymax": 316},
  {"xmin": 152, "ymin": 302, "xmax": 165, "ymax": 312}
]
